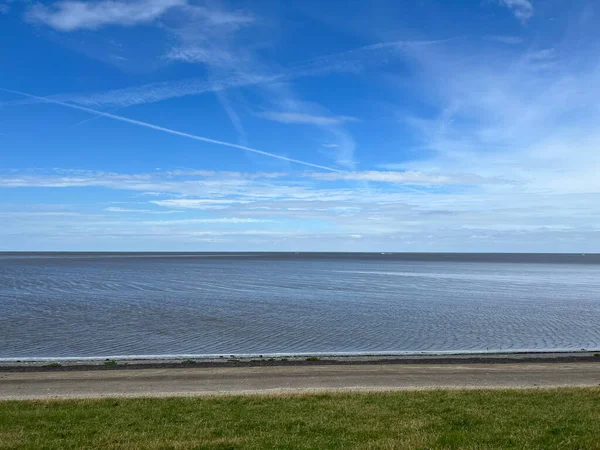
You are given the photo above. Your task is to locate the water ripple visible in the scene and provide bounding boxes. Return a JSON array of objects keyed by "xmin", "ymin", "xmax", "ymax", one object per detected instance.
[{"xmin": 1, "ymin": 257, "xmax": 600, "ymax": 358}]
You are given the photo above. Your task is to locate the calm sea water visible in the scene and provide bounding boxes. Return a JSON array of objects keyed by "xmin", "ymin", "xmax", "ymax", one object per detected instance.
[{"xmin": 1, "ymin": 253, "xmax": 600, "ymax": 359}]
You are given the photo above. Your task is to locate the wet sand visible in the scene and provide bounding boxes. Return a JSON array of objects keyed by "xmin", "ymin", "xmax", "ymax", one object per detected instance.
[{"xmin": 2, "ymin": 361, "xmax": 599, "ymax": 400}]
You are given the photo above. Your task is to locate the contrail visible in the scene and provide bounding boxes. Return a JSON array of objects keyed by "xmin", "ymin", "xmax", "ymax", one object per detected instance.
[
  {"xmin": 2, "ymin": 39, "xmax": 448, "ymax": 110},
  {"xmin": 0, "ymin": 88, "xmax": 343, "ymax": 173}
]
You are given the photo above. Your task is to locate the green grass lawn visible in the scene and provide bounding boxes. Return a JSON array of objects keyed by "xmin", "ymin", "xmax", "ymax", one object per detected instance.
[{"xmin": 1, "ymin": 388, "xmax": 600, "ymax": 449}]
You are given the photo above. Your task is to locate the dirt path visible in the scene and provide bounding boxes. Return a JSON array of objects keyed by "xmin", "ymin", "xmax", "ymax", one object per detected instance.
[{"xmin": 2, "ymin": 362, "xmax": 599, "ymax": 400}]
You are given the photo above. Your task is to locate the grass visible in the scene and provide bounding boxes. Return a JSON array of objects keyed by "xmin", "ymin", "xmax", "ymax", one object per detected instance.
[
  {"xmin": 2, "ymin": 388, "xmax": 600, "ymax": 449},
  {"xmin": 305, "ymin": 357, "xmax": 320, "ymax": 361},
  {"xmin": 42, "ymin": 363, "xmax": 62, "ymax": 368},
  {"xmin": 103, "ymin": 360, "xmax": 117, "ymax": 366}
]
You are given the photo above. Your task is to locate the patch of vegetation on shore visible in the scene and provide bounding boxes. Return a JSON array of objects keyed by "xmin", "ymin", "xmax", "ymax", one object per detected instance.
[
  {"xmin": 42, "ymin": 363, "xmax": 62, "ymax": 368},
  {"xmin": 2, "ymin": 388, "xmax": 600, "ymax": 449}
]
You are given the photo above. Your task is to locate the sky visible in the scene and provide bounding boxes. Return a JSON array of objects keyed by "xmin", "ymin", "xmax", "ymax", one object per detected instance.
[{"xmin": 1, "ymin": 0, "xmax": 599, "ymax": 252}]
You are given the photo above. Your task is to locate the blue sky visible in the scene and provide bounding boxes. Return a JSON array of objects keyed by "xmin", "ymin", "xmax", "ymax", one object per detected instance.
[{"xmin": 1, "ymin": 0, "xmax": 599, "ymax": 251}]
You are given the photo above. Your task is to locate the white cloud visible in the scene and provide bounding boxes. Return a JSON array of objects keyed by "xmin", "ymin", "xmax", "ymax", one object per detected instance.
[
  {"xmin": 385, "ymin": 35, "xmax": 600, "ymax": 202},
  {"xmin": 150, "ymin": 199, "xmax": 250, "ymax": 209},
  {"xmin": 160, "ymin": 0, "xmax": 256, "ymax": 82},
  {"xmin": 499, "ymin": 0, "xmax": 534, "ymax": 24},
  {"xmin": 259, "ymin": 112, "xmax": 358, "ymax": 126},
  {"xmin": 26, "ymin": 0, "xmax": 186, "ymax": 31},
  {"xmin": 308, "ymin": 170, "xmax": 509, "ymax": 185},
  {"xmin": 104, "ymin": 207, "xmax": 181, "ymax": 213},
  {"xmin": 2, "ymin": 168, "xmax": 600, "ymax": 251},
  {"xmin": 189, "ymin": 230, "xmax": 288, "ymax": 237},
  {"xmin": 105, "ymin": 207, "xmax": 153, "ymax": 212},
  {"xmin": 164, "ymin": 4, "xmax": 254, "ymax": 67},
  {"xmin": 140, "ymin": 217, "xmax": 272, "ymax": 225},
  {"xmin": 8, "ymin": 2, "xmax": 600, "ymax": 251}
]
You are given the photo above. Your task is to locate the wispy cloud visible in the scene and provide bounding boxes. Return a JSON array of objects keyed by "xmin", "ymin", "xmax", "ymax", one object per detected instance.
[
  {"xmin": 258, "ymin": 112, "xmax": 358, "ymax": 126},
  {"xmin": 26, "ymin": 0, "xmax": 187, "ymax": 31},
  {"xmin": 161, "ymin": 38, "xmax": 440, "ymax": 170},
  {"xmin": 166, "ymin": 47, "xmax": 237, "ymax": 66},
  {"xmin": 184, "ymin": 4, "xmax": 253, "ymax": 26},
  {"xmin": 0, "ymin": 168, "xmax": 506, "ymax": 197},
  {"xmin": 139, "ymin": 217, "xmax": 272, "ymax": 224},
  {"xmin": 150, "ymin": 199, "xmax": 249, "ymax": 209},
  {"xmin": 390, "ymin": 35, "xmax": 600, "ymax": 196},
  {"xmin": 256, "ymin": 82, "xmax": 359, "ymax": 169},
  {"xmin": 7, "ymin": 1, "xmax": 600, "ymax": 251},
  {"xmin": 213, "ymin": 89, "xmax": 248, "ymax": 145},
  {"xmin": 104, "ymin": 207, "xmax": 182, "ymax": 213},
  {"xmin": 1, "ymin": 87, "xmax": 342, "ymax": 172},
  {"xmin": 5, "ymin": 40, "xmax": 435, "ymax": 109},
  {"xmin": 4, "ymin": 36, "xmax": 440, "ymax": 169},
  {"xmin": 498, "ymin": 0, "xmax": 534, "ymax": 24},
  {"xmin": 0, "ymin": 0, "xmax": 18, "ymax": 15},
  {"xmin": 163, "ymin": 3, "xmax": 254, "ymax": 66},
  {"xmin": 11, "ymin": 73, "xmax": 275, "ymax": 109},
  {"xmin": 487, "ymin": 35, "xmax": 524, "ymax": 45},
  {"xmin": 160, "ymin": 3, "xmax": 380, "ymax": 171},
  {"xmin": 2, "ymin": 167, "xmax": 598, "ymax": 251},
  {"xmin": 309, "ymin": 171, "xmax": 510, "ymax": 185}
]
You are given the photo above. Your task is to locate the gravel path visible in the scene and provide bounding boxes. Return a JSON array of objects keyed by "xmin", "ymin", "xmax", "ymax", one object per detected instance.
[{"xmin": 2, "ymin": 362, "xmax": 600, "ymax": 400}]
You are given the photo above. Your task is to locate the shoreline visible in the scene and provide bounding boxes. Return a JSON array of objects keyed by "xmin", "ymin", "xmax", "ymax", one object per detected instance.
[{"xmin": 2, "ymin": 350, "xmax": 599, "ymax": 373}]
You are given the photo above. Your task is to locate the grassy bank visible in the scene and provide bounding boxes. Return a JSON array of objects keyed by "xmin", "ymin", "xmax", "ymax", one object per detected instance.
[{"xmin": 2, "ymin": 388, "xmax": 600, "ymax": 449}]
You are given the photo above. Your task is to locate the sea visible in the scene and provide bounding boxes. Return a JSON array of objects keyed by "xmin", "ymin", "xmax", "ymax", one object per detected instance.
[{"xmin": 1, "ymin": 253, "xmax": 599, "ymax": 360}]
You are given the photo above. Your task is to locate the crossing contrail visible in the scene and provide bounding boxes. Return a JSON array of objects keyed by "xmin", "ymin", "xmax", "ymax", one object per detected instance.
[{"xmin": 0, "ymin": 88, "xmax": 343, "ymax": 173}]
